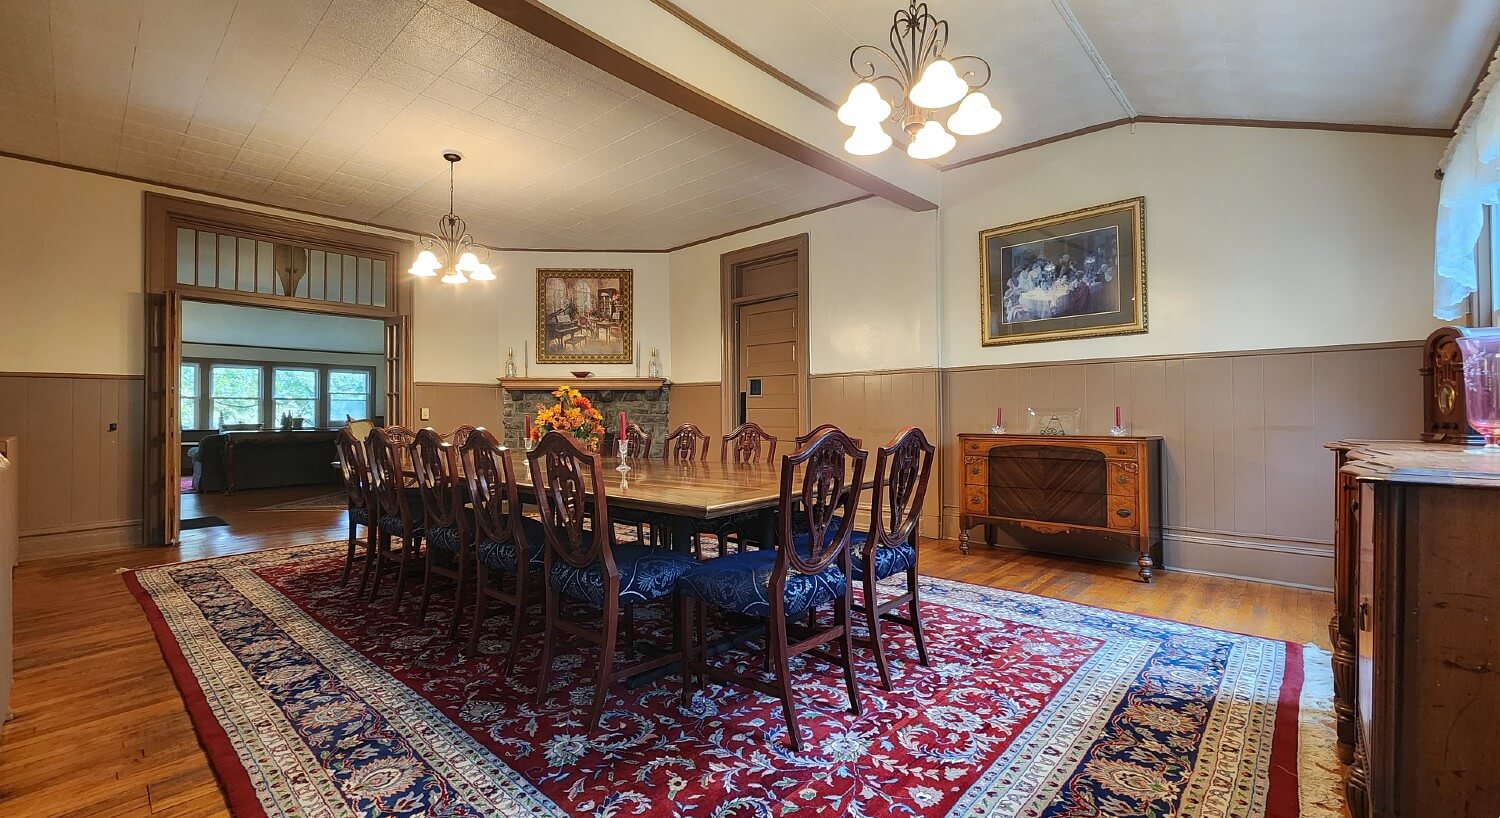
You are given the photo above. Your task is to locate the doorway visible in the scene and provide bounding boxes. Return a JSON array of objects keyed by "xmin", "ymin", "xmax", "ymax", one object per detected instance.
[
  {"xmin": 144, "ymin": 194, "xmax": 412, "ymax": 547},
  {"xmin": 720, "ymin": 234, "xmax": 809, "ymax": 443}
]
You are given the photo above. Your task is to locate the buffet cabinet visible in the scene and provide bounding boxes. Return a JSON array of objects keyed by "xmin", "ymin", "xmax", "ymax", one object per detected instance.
[
  {"xmin": 1328, "ymin": 440, "xmax": 1500, "ymax": 818},
  {"xmin": 957, "ymin": 434, "xmax": 1162, "ymax": 581}
]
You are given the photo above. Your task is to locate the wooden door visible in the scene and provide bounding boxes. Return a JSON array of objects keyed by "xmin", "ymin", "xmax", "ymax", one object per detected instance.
[
  {"xmin": 145, "ymin": 291, "xmax": 182, "ymax": 546},
  {"xmin": 384, "ymin": 316, "xmax": 409, "ymax": 425},
  {"xmin": 735, "ymin": 295, "xmax": 801, "ymax": 444}
]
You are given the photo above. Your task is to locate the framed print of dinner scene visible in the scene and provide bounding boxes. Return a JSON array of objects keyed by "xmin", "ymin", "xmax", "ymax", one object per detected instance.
[{"xmin": 980, "ymin": 197, "xmax": 1146, "ymax": 347}]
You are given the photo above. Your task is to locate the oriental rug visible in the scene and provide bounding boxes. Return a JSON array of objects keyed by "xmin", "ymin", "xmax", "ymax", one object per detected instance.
[{"xmin": 125, "ymin": 541, "xmax": 1340, "ymax": 817}]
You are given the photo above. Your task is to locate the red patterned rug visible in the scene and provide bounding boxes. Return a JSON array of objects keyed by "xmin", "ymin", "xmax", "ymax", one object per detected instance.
[{"xmin": 125, "ymin": 542, "xmax": 1341, "ymax": 817}]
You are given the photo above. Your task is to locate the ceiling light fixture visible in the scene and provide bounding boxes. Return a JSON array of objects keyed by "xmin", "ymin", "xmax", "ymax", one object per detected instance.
[
  {"xmin": 839, "ymin": 2, "xmax": 1001, "ymax": 161},
  {"xmin": 408, "ymin": 150, "xmax": 493, "ymax": 284}
]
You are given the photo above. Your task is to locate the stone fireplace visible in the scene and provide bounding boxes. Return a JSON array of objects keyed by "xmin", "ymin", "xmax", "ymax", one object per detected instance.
[{"xmin": 498, "ymin": 378, "xmax": 670, "ymax": 456}]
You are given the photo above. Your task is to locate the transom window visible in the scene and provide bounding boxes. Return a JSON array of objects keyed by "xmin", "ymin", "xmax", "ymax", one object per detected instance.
[{"xmin": 179, "ymin": 359, "xmax": 375, "ymax": 430}]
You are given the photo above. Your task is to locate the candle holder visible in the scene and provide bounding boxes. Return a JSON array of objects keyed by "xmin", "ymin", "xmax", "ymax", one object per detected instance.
[
  {"xmin": 990, "ymin": 424, "xmax": 1006, "ymax": 434},
  {"xmin": 1108, "ymin": 424, "xmax": 1130, "ymax": 437},
  {"xmin": 616, "ymin": 439, "xmax": 632, "ymax": 488},
  {"xmin": 1456, "ymin": 335, "xmax": 1500, "ymax": 453},
  {"xmin": 523, "ymin": 436, "xmax": 536, "ymax": 453}
]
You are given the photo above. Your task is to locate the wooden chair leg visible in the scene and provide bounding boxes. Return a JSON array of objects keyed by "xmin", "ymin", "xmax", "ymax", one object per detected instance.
[
  {"xmin": 468, "ymin": 562, "xmax": 488, "ymax": 656},
  {"xmin": 864, "ymin": 574, "xmax": 893, "ymax": 691},
  {"xmin": 587, "ymin": 601, "xmax": 620, "ymax": 734},
  {"xmin": 369, "ymin": 534, "xmax": 389, "ymax": 601},
  {"xmin": 447, "ymin": 552, "xmax": 468, "ymax": 639},
  {"xmin": 838, "ymin": 594, "xmax": 863, "ymax": 717},
  {"xmin": 390, "ymin": 535, "xmax": 416, "ymax": 613},
  {"xmin": 417, "ymin": 545, "xmax": 437, "ymax": 625},
  {"xmin": 342, "ymin": 520, "xmax": 358, "ymax": 585},
  {"xmin": 768, "ymin": 613, "xmax": 802, "ymax": 752},
  {"xmin": 504, "ymin": 566, "xmax": 529, "ymax": 677},
  {"xmin": 677, "ymin": 594, "xmax": 696, "ymax": 709},
  {"xmin": 907, "ymin": 567, "xmax": 929, "ymax": 666},
  {"xmin": 535, "ymin": 588, "xmax": 559, "ymax": 704},
  {"xmin": 622, "ymin": 604, "xmax": 636, "ymax": 656}
]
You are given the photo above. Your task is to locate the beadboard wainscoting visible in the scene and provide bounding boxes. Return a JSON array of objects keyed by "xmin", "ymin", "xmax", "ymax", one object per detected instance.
[
  {"xmin": 0, "ymin": 373, "xmax": 144, "ymax": 560},
  {"xmin": 667, "ymin": 382, "xmax": 725, "ymax": 444},
  {"xmin": 939, "ymin": 342, "xmax": 1424, "ymax": 589}
]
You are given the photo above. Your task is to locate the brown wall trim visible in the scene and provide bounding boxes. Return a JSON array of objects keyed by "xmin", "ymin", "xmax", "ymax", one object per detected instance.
[
  {"xmin": 941, "ymin": 117, "xmax": 1450, "ymax": 172},
  {"xmin": 466, "ymin": 1, "xmax": 936, "ymax": 212},
  {"xmin": 667, "ymin": 195, "xmax": 874, "ymax": 252},
  {"xmin": 0, "ymin": 371, "xmax": 144, "ymax": 380},
  {"xmin": 664, "ymin": 380, "xmax": 720, "ymax": 387},
  {"xmin": 811, "ymin": 367, "xmax": 940, "ymax": 379},
  {"xmin": 413, "ymin": 381, "xmax": 502, "ymax": 388}
]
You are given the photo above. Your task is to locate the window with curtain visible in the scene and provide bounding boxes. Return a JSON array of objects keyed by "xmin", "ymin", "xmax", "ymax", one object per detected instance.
[
  {"xmin": 272, "ymin": 368, "xmax": 319, "ymax": 425},
  {"xmin": 1435, "ymin": 45, "xmax": 1500, "ymax": 321},
  {"xmin": 179, "ymin": 363, "xmax": 200, "ymax": 430},
  {"xmin": 328, "ymin": 370, "xmax": 372, "ymax": 423},
  {"xmin": 210, "ymin": 365, "xmax": 263, "ymax": 427}
]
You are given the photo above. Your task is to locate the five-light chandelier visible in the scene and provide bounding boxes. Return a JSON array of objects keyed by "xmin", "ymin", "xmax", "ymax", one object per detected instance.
[
  {"xmin": 839, "ymin": 1, "xmax": 1001, "ymax": 160},
  {"xmin": 407, "ymin": 150, "xmax": 494, "ymax": 284}
]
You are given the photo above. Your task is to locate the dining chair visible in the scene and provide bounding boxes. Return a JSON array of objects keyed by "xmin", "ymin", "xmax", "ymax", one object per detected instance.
[
  {"xmin": 410, "ymin": 428, "xmax": 470, "ymax": 637},
  {"xmin": 344, "ymin": 414, "xmax": 375, "ymax": 442},
  {"xmin": 364, "ymin": 426, "xmax": 425, "ymax": 608},
  {"xmin": 444, "ymin": 424, "xmax": 477, "ymax": 446},
  {"xmin": 662, "ymin": 423, "xmax": 711, "ymax": 461},
  {"xmin": 334, "ymin": 427, "xmax": 374, "ymax": 590},
  {"xmin": 677, "ymin": 428, "xmax": 868, "ymax": 751},
  {"xmin": 722, "ymin": 422, "xmax": 777, "ymax": 464},
  {"xmin": 527, "ymin": 431, "xmax": 697, "ymax": 732},
  {"xmin": 623, "ymin": 422, "xmax": 652, "ymax": 458},
  {"xmin": 461, "ymin": 428, "xmax": 546, "ymax": 669},
  {"xmin": 852, "ymin": 426, "xmax": 935, "ymax": 690},
  {"xmin": 796, "ymin": 424, "xmax": 862, "ymax": 449}
]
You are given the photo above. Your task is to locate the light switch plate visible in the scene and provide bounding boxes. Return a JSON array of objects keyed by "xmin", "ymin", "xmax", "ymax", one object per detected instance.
[{"xmin": 420, "ymin": 408, "xmax": 430, "ymax": 421}]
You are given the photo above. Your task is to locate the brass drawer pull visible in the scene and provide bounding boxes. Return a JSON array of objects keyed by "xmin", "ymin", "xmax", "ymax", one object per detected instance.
[
  {"xmin": 1115, "ymin": 474, "xmax": 1130, "ymax": 485},
  {"xmin": 1115, "ymin": 508, "xmax": 1132, "ymax": 518}
]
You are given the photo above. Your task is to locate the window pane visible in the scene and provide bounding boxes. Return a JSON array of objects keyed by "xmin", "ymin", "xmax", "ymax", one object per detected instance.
[
  {"xmin": 175, "ymin": 228, "xmax": 195, "ymax": 284},
  {"xmin": 211, "ymin": 399, "xmax": 261, "ymax": 427},
  {"xmin": 330, "ymin": 399, "xmax": 369, "ymax": 422},
  {"xmin": 328, "ymin": 370, "xmax": 370, "ymax": 394},
  {"xmin": 211, "ymin": 365, "xmax": 261, "ymax": 398},
  {"xmin": 274, "ymin": 399, "xmax": 316, "ymax": 424},
  {"xmin": 372, "ymin": 259, "xmax": 387, "ymax": 306},
  {"xmin": 328, "ymin": 369, "xmax": 371, "ymax": 422},
  {"xmin": 180, "ymin": 364, "xmax": 199, "ymax": 398},
  {"xmin": 273, "ymin": 368, "xmax": 318, "ymax": 399},
  {"xmin": 180, "ymin": 398, "xmax": 197, "ymax": 430}
]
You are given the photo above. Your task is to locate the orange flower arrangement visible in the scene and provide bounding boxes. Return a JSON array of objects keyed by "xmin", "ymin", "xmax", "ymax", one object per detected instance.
[{"xmin": 530, "ymin": 385, "xmax": 605, "ymax": 450}]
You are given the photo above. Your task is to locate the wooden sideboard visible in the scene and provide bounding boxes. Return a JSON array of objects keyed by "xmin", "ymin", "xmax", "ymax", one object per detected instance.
[
  {"xmin": 1328, "ymin": 440, "xmax": 1500, "ymax": 818},
  {"xmin": 956, "ymin": 434, "xmax": 1163, "ymax": 581}
]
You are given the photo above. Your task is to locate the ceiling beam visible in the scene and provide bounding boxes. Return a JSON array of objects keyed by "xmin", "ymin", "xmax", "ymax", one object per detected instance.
[{"xmin": 465, "ymin": 0, "xmax": 940, "ymax": 211}]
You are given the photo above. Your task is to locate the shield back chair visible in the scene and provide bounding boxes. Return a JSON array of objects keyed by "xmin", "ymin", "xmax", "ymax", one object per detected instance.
[
  {"xmin": 527, "ymin": 431, "xmax": 697, "ymax": 733},
  {"xmin": 334, "ymin": 428, "xmax": 374, "ymax": 590},
  {"xmin": 662, "ymin": 423, "xmax": 711, "ymax": 462},
  {"xmin": 444, "ymin": 425, "xmax": 477, "ymax": 446},
  {"xmin": 855, "ymin": 427, "xmax": 936, "ymax": 690},
  {"xmin": 365, "ymin": 426, "xmax": 425, "ymax": 608},
  {"xmin": 722, "ymin": 422, "xmax": 777, "ymax": 464},
  {"xmin": 411, "ymin": 428, "xmax": 470, "ymax": 637},
  {"xmin": 677, "ymin": 428, "xmax": 868, "ymax": 751},
  {"xmin": 461, "ymin": 428, "xmax": 546, "ymax": 668}
]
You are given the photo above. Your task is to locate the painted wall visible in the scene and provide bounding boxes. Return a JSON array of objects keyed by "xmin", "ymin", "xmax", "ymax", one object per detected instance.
[
  {"xmin": 668, "ymin": 196, "xmax": 940, "ymax": 381},
  {"xmin": 412, "ymin": 251, "xmax": 672, "ymax": 385},
  {"xmin": 181, "ymin": 301, "xmax": 386, "ymax": 353},
  {"xmin": 939, "ymin": 123, "xmax": 1446, "ymax": 367}
]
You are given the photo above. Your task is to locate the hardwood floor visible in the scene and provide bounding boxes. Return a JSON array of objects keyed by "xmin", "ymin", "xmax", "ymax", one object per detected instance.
[{"xmin": 0, "ymin": 490, "xmax": 1332, "ymax": 816}]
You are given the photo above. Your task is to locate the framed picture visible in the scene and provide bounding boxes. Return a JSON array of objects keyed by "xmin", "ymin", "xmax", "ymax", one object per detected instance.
[
  {"xmin": 980, "ymin": 197, "xmax": 1146, "ymax": 347},
  {"xmin": 535, "ymin": 268, "xmax": 633, "ymax": 364}
]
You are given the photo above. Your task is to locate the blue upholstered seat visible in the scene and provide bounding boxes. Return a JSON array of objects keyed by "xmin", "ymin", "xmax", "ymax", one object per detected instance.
[
  {"xmin": 375, "ymin": 495, "xmax": 425, "ymax": 534},
  {"xmin": 677, "ymin": 549, "xmax": 848, "ymax": 618},
  {"xmin": 425, "ymin": 518, "xmax": 547, "ymax": 573},
  {"xmin": 852, "ymin": 543, "xmax": 917, "ymax": 582},
  {"xmin": 549, "ymin": 542, "xmax": 697, "ymax": 606},
  {"xmin": 790, "ymin": 516, "xmax": 867, "ymax": 552},
  {"xmin": 348, "ymin": 505, "xmax": 369, "ymax": 526}
]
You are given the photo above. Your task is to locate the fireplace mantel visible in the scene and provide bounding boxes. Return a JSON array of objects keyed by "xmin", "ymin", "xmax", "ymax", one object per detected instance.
[{"xmin": 496, "ymin": 377, "xmax": 667, "ymax": 392}]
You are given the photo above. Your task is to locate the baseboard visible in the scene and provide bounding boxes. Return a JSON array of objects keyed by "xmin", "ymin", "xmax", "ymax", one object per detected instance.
[
  {"xmin": 940, "ymin": 510, "xmax": 1333, "ymax": 590},
  {"xmin": 18, "ymin": 519, "xmax": 144, "ymax": 562}
]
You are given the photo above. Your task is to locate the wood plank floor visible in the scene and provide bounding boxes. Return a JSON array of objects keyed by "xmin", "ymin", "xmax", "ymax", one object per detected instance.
[{"xmin": 0, "ymin": 488, "xmax": 1332, "ymax": 816}]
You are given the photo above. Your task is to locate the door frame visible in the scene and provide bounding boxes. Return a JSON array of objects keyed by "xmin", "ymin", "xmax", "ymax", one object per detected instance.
[
  {"xmin": 142, "ymin": 193, "xmax": 413, "ymax": 546},
  {"xmin": 719, "ymin": 233, "xmax": 810, "ymax": 439}
]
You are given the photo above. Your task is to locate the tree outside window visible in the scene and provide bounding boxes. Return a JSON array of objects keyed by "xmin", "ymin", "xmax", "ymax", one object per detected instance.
[
  {"xmin": 272, "ymin": 368, "xmax": 318, "ymax": 426},
  {"xmin": 328, "ymin": 370, "xmax": 372, "ymax": 423},
  {"xmin": 210, "ymin": 365, "xmax": 262, "ymax": 428}
]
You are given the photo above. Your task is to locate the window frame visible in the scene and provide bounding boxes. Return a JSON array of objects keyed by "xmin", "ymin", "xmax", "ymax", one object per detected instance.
[
  {"xmin": 179, "ymin": 362, "xmax": 201, "ymax": 431},
  {"xmin": 180, "ymin": 357, "xmax": 376, "ymax": 431},
  {"xmin": 270, "ymin": 366, "xmax": 321, "ymax": 427},
  {"xmin": 326, "ymin": 368, "xmax": 375, "ymax": 425},
  {"xmin": 207, "ymin": 363, "xmax": 265, "ymax": 429}
]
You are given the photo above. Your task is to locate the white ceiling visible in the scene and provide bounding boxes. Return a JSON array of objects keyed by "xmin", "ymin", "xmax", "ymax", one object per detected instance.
[
  {"xmin": 666, "ymin": 0, "xmax": 1500, "ymax": 162},
  {"xmin": 0, "ymin": 0, "xmax": 864, "ymax": 250}
]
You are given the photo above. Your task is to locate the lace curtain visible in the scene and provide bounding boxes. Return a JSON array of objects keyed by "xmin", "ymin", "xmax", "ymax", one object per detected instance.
[{"xmin": 1436, "ymin": 46, "xmax": 1500, "ymax": 320}]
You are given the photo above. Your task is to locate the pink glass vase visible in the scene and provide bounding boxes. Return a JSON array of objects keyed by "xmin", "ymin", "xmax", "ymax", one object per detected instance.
[{"xmin": 1456, "ymin": 336, "xmax": 1500, "ymax": 451}]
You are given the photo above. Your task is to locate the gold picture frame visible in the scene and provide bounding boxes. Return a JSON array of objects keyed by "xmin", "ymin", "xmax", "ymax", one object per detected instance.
[
  {"xmin": 535, "ymin": 268, "xmax": 634, "ymax": 364},
  {"xmin": 979, "ymin": 197, "xmax": 1147, "ymax": 347}
]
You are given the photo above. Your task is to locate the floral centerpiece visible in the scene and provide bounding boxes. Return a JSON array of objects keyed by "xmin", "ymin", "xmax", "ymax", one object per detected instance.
[{"xmin": 529, "ymin": 385, "xmax": 605, "ymax": 450}]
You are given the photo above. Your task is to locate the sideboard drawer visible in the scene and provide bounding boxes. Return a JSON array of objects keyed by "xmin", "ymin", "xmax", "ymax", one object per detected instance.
[
  {"xmin": 962, "ymin": 485, "xmax": 986, "ymax": 513},
  {"xmin": 963, "ymin": 458, "xmax": 985, "ymax": 485},
  {"xmin": 1107, "ymin": 494, "xmax": 1138, "ymax": 530},
  {"xmin": 1107, "ymin": 461, "xmax": 1139, "ymax": 496}
]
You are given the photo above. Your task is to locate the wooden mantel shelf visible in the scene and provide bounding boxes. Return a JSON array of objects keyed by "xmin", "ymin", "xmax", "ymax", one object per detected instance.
[{"xmin": 496, "ymin": 377, "xmax": 668, "ymax": 391}]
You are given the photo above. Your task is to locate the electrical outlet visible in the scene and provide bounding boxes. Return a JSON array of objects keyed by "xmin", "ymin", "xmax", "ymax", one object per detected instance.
[{"xmin": 420, "ymin": 407, "xmax": 430, "ymax": 421}]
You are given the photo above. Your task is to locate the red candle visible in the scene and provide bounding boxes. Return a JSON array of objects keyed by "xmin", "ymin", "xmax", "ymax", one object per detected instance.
[
  {"xmin": 525, "ymin": 414, "xmax": 532, "ymax": 439},
  {"xmin": 1115, "ymin": 405, "xmax": 1122, "ymax": 427},
  {"xmin": 996, "ymin": 406, "xmax": 1003, "ymax": 427},
  {"xmin": 619, "ymin": 411, "xmax": 626, "ymax": 440}
]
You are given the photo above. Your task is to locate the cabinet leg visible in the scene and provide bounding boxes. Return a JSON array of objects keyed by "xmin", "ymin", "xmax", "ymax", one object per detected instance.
[
  {"xmin": 984, "ymin": 524, "xmax": 996, "ymax": 548},
  {"xmin": 958, "ymin": 518, "xmax": 970, "ymax": 555},
  {"xmin": 1137, "ymin": 550, "xmax": 1154, "ymax": 582}
]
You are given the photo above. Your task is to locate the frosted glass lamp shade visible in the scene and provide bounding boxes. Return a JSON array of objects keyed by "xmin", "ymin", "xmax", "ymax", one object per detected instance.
[
  {"xmin": 469, "ymin": 262, "xmax": 495, "ymax": 281},
  {"xmin": 440, "ymin": 269, "xmax": 468, "ymax": 285},
  {"xmin": 837, "ymin": 82, "xmax": 891, "ymax": 126},
  {"xmin": 409, "ymin": 249, "xmax": 440, "ymax": 277},
  {"xmin": 908, "ymin": 59, "xmax": 968, "ymax": 109},
  {"xmin": 907, "ymin": 120, "xmax": 956, "ymax": 159},
  {"xmin": 947, "ymin": 91, "xmax": 1002, "ymax": 135},
  {"xmin": 456, "ymin": 251, "xmax": 481, "ymax": 273},
  {"xmin": 844, "ymin": 122, "xmax": 893, "ymax": 156}
]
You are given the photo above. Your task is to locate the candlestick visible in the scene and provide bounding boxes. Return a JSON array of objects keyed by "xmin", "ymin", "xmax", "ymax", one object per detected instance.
[
  {"xmin": 1115, "ymin": 405, "xmax": 1121, "ymax": 426},
  {"xmin": 635, "ymin": 341, "xmax": 641, "ymax": 376},
  {"xmin": 990, "ymin": 405, "xmax": 1005, "ymax": 434},
  {"xmin": 619, "ymin": 410, "xmax": 626, "ymax": 441},
  {"xmin": 1109, "ymin": 405, "xmax": 1128, "ymax": 437},
  {"xmin": 523, "ymin": 342, "xmax": 529, "ymax": 376}
]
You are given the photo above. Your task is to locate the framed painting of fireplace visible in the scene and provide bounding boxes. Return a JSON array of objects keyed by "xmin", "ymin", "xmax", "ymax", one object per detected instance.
[
  {"xmin": 535, "ymin": 268, "xmax": 634, "ymax": 364},
  {"xmin": 979, "ymin": 197, "xmax": 1147, "ymax": 347}
]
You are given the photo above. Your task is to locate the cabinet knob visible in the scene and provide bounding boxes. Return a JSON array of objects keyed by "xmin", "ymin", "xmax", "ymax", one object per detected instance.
[
  {"xmin": 1115, "ymin": 474, "xmax": 1130, "ymax": 485},
  {"xmin": 1115, "ymin": 508, "xmax": 1132, "ymax": 518}
]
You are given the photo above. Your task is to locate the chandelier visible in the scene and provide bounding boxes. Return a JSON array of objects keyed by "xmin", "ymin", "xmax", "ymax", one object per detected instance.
[
  {"xmin": 407, "ymin": 150, "xmax": 494, "ymax": 284},
  {"xmin": 838, "ymin": 2, "xmax": 1001, "ymax": 160}
]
